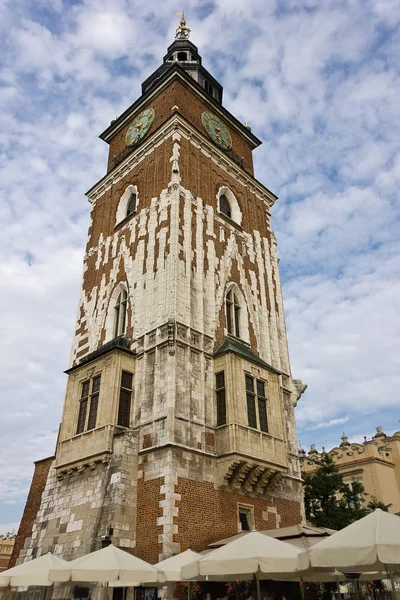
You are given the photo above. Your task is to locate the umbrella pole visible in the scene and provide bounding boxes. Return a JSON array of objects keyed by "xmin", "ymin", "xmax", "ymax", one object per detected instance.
[
  {"xmin": 336, "ymin": 579, "xmax": 341, "ymax": 600},
  {"xmin": 386, "ymin": 564, "xmax": 396, "ymax": 600},
  {"xmin": 256, "ymin": 570, "xmax": 261, "ymax": 600}
]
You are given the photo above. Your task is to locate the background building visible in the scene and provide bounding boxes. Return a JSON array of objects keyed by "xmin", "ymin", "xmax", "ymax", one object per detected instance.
[
  {"xmin": 300, "ymin": 427, "xmax": 400, "ymax": 513},
  {"xmin": 0, "ymin": 535, "xmax": 15, "ymax": 573},
  {"xmin": 12, "ymin": 19, "xmax": 305, "ymax": 569}
]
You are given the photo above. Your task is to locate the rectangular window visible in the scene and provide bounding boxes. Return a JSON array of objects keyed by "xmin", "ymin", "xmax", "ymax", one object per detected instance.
[
  {"xmin": 238, "ymin": 504, "xmax": 254, "ymax": 532},
  {"xmin": 76, "ymin": 399, "xmax": 88, "ymax": 434},
  {"xmin": 257, "ymin": 380, "xmax": 268, "ymax": 432},
  {"xmin": 76, "ymin": 375, "xmax": 101, "ymax": 434},
  {"xmin": 245, "ymin": 375, "xmax": 257, "ymax": 428},
  {"xmin": 118, "ymin": 371, "xmax": 133, "ymax": 427},
  {"xmin": 245, "ymin": 375, "xmax": 268, "ymax": 432},
  {"xmin": 216, "ymin": 371, "xmax": 226, "ymax": 426}
]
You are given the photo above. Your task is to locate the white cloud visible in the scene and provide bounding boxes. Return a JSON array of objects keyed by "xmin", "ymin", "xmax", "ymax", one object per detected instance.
[{"xmin": 0, "ymin": 0, "xmax": 399, "ymax": 532}]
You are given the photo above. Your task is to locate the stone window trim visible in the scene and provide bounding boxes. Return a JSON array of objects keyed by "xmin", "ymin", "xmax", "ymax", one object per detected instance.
[
  {"xmin": 216, "ymin": 186, "xmax": 242, "ymax": 226},
  {"xmin": 76, "ymin": 373, "xmax": 101, "ymax": 434},
  {"xmin": 105, "ymin": 283, "xmax": 129, "ymax": 343},
  {"xmin": 245, "ymin": 373, "xmax": 269, "ymax": 433},
  {"xmin": 237, "ymin": 503, "xmax": 255, "ymax": 532},
  {"xmin": 215, "ymin": 371, "xmax": 226, "ymax": 426},
  {"xmin": 224, "ymin": 282, "xmax": 250, "ymax": 343},
  {"xmin": 117, "ymin": 370, "xmax": 133, "ymax": 428},
  {"xmin": 115, "ymin": 185, "xmax": 139, "ymax": 226},
  {"xmin": 114, "ymin": 288, "xmax": 128, "ymax": 338}
]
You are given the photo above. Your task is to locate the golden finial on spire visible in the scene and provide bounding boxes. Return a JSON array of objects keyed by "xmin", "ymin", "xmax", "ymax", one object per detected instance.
[{"xmin": 175, "ymin": 10, "xmax": 191, "ymax": 39}]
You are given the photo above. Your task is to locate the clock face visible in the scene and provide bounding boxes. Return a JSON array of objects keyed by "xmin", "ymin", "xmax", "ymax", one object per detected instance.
[
  {"xmin": 125, "ymin": 108, "xmax": 155, "ymax": 146},
  {"xmin": 201, "ymin": 111, "xmax": 232, "ymax": 150}
]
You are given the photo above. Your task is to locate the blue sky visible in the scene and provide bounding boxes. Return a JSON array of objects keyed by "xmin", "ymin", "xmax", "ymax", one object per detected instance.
[{"xmin": 0, "ymin": 0, "xmax": 399, "ymax": 533}]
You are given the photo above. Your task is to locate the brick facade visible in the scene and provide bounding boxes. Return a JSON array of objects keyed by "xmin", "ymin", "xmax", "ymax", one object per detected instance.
[{"xmin": 9, "ymin": 457, "xmax": 53, "ymax": 568}]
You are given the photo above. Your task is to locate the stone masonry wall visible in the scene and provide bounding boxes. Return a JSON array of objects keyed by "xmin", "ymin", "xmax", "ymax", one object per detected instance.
[{"xmin": 19, "ymin": 432, "xmax": 139, "ymax": 563}]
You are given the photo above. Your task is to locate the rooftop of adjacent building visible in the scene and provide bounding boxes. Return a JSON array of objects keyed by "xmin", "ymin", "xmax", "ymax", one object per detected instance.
[{"xmin": 299, "ymin": 426, "xmax": 400, "ymax": 468}]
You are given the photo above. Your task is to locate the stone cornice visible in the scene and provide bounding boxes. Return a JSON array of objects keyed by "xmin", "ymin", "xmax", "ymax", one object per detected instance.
[{"xmin": 86, "ymin": 114, "xmax": 277, "ymax": 209}]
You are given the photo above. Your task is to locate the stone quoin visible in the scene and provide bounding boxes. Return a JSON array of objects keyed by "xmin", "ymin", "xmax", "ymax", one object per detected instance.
[{"xmin": 12, "ymin": 17, "xmax": 307, "ymax": 576}]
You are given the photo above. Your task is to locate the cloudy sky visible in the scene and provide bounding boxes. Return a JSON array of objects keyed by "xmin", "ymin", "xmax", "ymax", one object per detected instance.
[{"xmin": 0, "ymin": 0, "xmax": 399, "ymax": 534}]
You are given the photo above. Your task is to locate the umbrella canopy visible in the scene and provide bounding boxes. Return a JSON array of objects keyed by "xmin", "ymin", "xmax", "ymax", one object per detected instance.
[
  {"xmin": 308, "ymin": 509, "xmax": 400, "ymax": 571},
  {"xmin": 181, "ymin": 531, "xmax": 308, "ymax": 579},
  {"xmin": 155, "ymin": 549, "xmax": 202, "ymax": 582},
  {"xmin": 49, "ymin": 544, "xmax": 161, "ymax": 583},
  {"xmin": 0, "ymin": 552, "xmax": 69, "ymax": 587}
]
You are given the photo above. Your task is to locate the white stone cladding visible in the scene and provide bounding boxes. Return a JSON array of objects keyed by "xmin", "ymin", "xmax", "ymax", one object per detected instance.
[{"xmin": 12, "ymin": 113, "xmax": 304, "ymax": 576}]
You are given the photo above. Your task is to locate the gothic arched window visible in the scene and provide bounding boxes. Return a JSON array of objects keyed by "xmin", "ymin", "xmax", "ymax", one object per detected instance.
[
  {"xmin": 114, "ymin": 289, "xmax": 128, "ymax": 338},
  {"xmin": 219, "ymin": 194, "xmax": 232, "ymax": 219},
  {"xmin": 226, "ymin": 289, "xmax": 240, "ymax": 337},
  {"xmin": 177, "ymin": 52, "xmax": 187, "ymax": 61},
  {"xmin": 217, "ymin": 187, "xmax": 242, "ymax": 225},
  {"xmin": 115, "ymin": 185, "xmax": 139, "ymax": 225},
  {"xmin": 126, "ymin": 192, "xmax": 137, "ymax": 217}
]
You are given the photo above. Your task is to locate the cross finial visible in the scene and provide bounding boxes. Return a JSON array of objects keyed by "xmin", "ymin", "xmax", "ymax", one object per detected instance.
[{"xmin": 175, "ymin": 11, "xmax": 191, "ymax": 39}]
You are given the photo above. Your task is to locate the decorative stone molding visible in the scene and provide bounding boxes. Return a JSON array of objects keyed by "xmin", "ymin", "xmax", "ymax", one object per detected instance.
[{"xmin": 223, "ymin": 459, "xmax": 285, "ymax": 497}]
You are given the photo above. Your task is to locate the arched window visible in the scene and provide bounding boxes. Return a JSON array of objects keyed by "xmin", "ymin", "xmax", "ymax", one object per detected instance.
[
  {"xmin": 217, "ymin": 187, "xmax": 242, "ymax": 225},
  {"xmin": 177, "ymin": 51, "xmax": 187, "ymax": 61},
  {"xmin": 126, "ymin": 192, "xmax": 136, "ymax": 216},
  {"xmin": 226, "ymin": 289, "xmax": 240, "ymax": 337},
  {"xmin": 114, "ymin": 289, "xmax": 128, "ymax": 337},
  {"xmin": 116, "ymin": 185, "xmax": 139, "ymax": 225},
  {"xmin": 219, "ymin": 194, "xmax": 232, "ymax": 219}
]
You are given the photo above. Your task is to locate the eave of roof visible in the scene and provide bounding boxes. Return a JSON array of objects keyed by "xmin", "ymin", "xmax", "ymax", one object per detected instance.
[
  {"xmin": 214, "ymin": 337, "xmax": 281, "ymax": 374},
  {"xmin": 99, "ymin": 63, "xmax": 261, "ymax": 148}
]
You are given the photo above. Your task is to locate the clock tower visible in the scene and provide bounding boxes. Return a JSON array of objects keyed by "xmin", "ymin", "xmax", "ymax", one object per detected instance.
[{"xmin": 14, "ymin": 18, "xmax": 306, "ymax": 567}]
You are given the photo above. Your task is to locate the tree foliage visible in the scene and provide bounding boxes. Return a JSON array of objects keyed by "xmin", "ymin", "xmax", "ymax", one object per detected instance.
[
  {"xmin": 366, "ymin": 496, "xmax": 392, "ymax": 511},
  {"xmin": 304, "ymin": 454, "xmax": 369, "ymax": 530}
]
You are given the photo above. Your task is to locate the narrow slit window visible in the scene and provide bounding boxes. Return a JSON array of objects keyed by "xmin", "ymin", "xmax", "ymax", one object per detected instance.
[
  {"xmin": 87, "ymin": 375, "xmax": 101, "ymax": 430},
  {"xmin": 257, "ymin": 380, "xmax": 268, "ymax": 433},
  {"xmin": 226, "ymin": 289, "xmax": 240, "ymax": 337},
  {"xmin": 216, "ymin": 371, "xmax": 226, "ymax": 426},
  {"xmin": 118, "ymin": 371, "xmax": 133, "ymax": 427},
  {"xmin": 204, "ymin": 80, "xmax": 213, "ymax": 95},
  {"xmin": 76, "ymin": 380, "xmax": 89, "ymax": 434},
  {"xmin": 245, "ymin": 375, "xmax": 257, "ymax": 428},
  {"xmin": 114, "ymin": 289, "xmax": 128, "ymax": 338}
]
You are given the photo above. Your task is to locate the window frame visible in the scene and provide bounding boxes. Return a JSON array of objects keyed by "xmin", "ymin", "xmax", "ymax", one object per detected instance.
[
  {"xmin": 215, "ymin": 371, "xmax": 227, "ymax": 426},
  {"xmin": 126, "ymin": 192, "xmax": 137, "ymax": 217},
  {"xmin": 237, "ymin": 503, "xmax": 254, "ymax": 532},
  {"xmin": 114, "ymin": 289, "xmax": 128, "ymax": 338},
  {"xmin": 118, "ymin": 370, "xmax": 133, "ymax": 428},
  {"xmin": 244, "ymin": 373, "xmax": 269, "ymax": 432},
  {"xmin": 219, "ymin": 194, "xmax": 232, "ymax": 219},
  {"xmin": 226, "ymin": 289, "xmax": 240, "ymax": 338},
  {"xmin": 76, "ymin": 374, "xmax": 101, "ymax": 434}
]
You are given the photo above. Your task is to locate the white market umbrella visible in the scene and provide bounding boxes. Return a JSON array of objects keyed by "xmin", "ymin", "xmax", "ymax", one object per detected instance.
[
  {"xmin": 155, "ymin": 549, "xmax": 202, "ymax": 582},
  {"xmin": 182, "ymin": 531, "xmax": 308, "ymax": 600},
  {"xmin": 0, "ymin": 552, "xmax": 69, "ymax": 587},
  {"xmin": 308, "ymin": 509, "xmax": 400, "ymax": 571},
  {"xmin": 109, "ymin": 549, "xmax": 202, "ymax": 589},
  {"xmin": 49, "ymin": 544, "xmax": 161, "ymax": 584}
]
